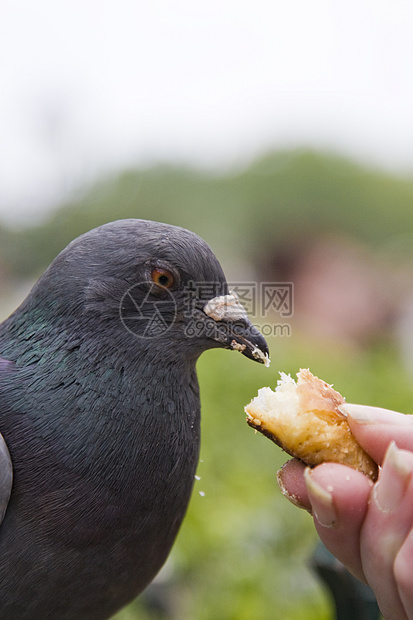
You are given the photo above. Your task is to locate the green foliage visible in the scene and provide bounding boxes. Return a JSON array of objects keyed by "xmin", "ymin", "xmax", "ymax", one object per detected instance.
[{"xmin": 2, "ymin": 149, "xmax": 413, "ymax": 278}]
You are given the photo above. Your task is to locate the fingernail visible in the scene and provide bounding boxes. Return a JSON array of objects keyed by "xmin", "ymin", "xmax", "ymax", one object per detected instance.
[
  {"xmin": 304, "ymin": 468, "xmax": 337, "ymax": 528},
  {"xmin": 373, "ymin": 442, "xmax": 412, "ymax": 513},
  {"xmin": 338, "ymin": 403, "xmax": 374, "ymax": 424},
  {"xmin": 341, "ymin": 403, "xmax": 413, "ymax": 426},
  {"xmin": 276, "ymin": 468, "xmax": 311, "ymax": 513}
]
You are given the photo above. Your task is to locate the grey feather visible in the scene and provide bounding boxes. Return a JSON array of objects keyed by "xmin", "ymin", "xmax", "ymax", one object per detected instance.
[{"xmin": 0, "ymin": 432, "xmax": 12, "ymax": 525}]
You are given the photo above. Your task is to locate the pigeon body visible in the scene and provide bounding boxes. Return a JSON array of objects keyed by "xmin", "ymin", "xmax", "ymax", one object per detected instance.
[{"xmin": 0, "ymin": 219, "xmax": 268, "ymax": 619}]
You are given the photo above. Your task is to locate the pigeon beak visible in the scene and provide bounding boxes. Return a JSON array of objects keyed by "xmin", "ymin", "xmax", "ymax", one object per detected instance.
[{"xmin": 203, "ymin": 292, "xmax": 270, "ymax": 366}]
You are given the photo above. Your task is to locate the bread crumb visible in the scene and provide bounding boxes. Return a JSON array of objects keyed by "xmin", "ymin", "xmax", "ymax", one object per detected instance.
[{"xmin": 230, "ymin": 340, "xmax": 246, "ymax": 353}]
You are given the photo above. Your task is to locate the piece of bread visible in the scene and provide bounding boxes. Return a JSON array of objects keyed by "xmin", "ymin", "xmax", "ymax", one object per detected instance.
[{"xmin": 245, "ymin": 369, "xmax": 378, "ymax": 481}]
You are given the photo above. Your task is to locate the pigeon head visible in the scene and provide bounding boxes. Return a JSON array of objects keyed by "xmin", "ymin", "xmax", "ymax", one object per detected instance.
[{"xmin": 17, "ymin": 219, "xmax": 269, "ymax": 365}]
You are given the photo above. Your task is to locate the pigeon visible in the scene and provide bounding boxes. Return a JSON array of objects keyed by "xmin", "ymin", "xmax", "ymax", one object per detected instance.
[{"xmin": 0, "ymin": 219, "xmax": 269, "ymax": 620}]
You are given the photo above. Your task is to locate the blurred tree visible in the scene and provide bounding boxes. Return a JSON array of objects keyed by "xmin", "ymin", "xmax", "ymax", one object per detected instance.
[{"xmin": 2, "ymin": 149, "xmax": 413, "ymax": 279}]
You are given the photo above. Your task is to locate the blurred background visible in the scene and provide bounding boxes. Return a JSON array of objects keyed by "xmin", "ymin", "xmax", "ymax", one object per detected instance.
[{"xmin": 2, "ymin": 1, "xmax": 413, "ymax": 618}]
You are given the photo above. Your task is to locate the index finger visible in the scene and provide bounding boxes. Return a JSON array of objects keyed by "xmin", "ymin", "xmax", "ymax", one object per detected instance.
[{"xmin": 341, "ymin": 404, "xmax": 413, "ymax": 465}]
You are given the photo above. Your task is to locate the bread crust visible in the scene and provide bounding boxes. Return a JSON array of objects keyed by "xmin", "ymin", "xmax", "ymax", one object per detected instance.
[{"xmin": 245, "ymin": 369, "xmax": 378, "ymax": 481}]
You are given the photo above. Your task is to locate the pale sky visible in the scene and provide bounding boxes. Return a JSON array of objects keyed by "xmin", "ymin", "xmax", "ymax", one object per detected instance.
[{"xmin": 1, "ymin": 0, "xmax": 413, "ymax": 224}]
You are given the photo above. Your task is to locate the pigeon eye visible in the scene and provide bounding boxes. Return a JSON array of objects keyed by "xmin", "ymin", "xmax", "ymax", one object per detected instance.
[{"xmin": 151, "ymin": 268, "xmax": 175, "ymax": 289}]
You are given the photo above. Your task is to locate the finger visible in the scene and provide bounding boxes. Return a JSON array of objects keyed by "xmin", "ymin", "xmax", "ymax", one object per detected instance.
[
  {"xmin": 394, "ymin": 531, "xmax": 413, "ymax": 619},
  {"xmin": 305, "ymin": 462, "xmax": 373, "ymax": 582},
  {"xmin": 277, "ymin": 459, "xmax": 311, "ymax": 511},
  {"xmin": 360, "ymin": 443, "xmax": 413, "ymax": 620},
  {"xmin": 341, "ymin": 403, "xmax": 413, "ymax": 464}
]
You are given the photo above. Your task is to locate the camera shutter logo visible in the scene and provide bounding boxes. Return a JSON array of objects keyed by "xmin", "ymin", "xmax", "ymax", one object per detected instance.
[{"xmin": 119, "ymin": 282, "xmax": 177, "ymax": 339}]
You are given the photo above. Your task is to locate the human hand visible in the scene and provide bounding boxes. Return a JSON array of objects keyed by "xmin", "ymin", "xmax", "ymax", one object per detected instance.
[{"xmin": 278, "ymin": 404, "xmax": 413, "ymax": 620}]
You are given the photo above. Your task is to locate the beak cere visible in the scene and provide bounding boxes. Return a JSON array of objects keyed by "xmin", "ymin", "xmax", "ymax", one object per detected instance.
[
  {"xmin": 203, "ymin": 292, "xmax": 249, "ymax": 323},
  {"xmin": 203, "ymin": 292, "xmax": 270, "ymax": 366}
]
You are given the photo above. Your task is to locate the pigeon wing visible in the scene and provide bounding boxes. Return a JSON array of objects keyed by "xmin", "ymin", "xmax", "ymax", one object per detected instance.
[
  {"xmin": 0, "ymin": 358, "xmax": 13, "ymax": 525},
  {"xmin": 0, "ymin": 432, "xmax": 12, "ymax": 525}
]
